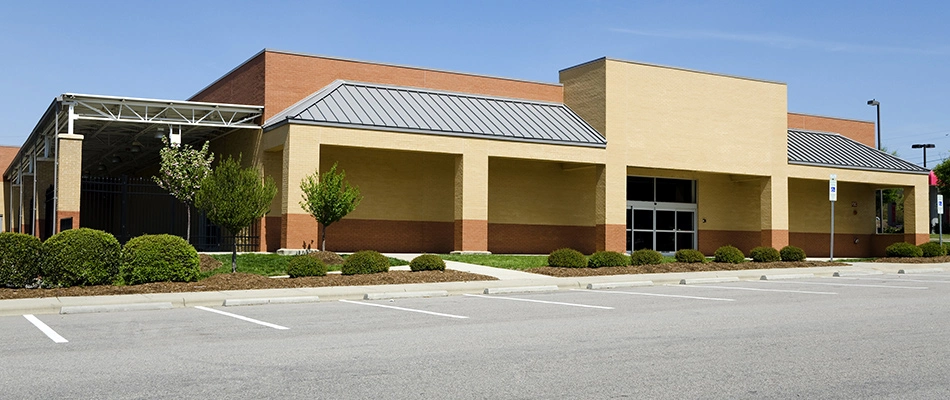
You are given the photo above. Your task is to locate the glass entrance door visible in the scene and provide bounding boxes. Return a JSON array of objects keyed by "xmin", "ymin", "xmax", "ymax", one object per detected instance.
[{"xmin": 628, "ymin": 202, "xmax": 696, "ymax": 253}]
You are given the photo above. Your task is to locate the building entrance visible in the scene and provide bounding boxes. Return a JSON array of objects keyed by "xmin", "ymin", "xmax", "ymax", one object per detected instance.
[{"xmin": 625, "ymin": 176, "xmax": 697, "ymax": 253}]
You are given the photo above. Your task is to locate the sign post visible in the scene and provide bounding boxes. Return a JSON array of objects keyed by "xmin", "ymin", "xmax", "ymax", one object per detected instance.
[
  {"xmin": 939, "ymin": 194, "xmax": 944, "ymax": 246},
  {"xmin": 829, "ymin": 174, "xmax": 837, "ymax": 261}
]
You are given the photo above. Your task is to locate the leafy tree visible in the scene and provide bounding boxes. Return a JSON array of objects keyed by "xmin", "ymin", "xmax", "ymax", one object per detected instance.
[
  {"xmin": 299, "ymin": 163, "xmax": 362, "ymax": 251},
  {"xmin": 195, "ymin": 156, "xmax": 277, "ymax": 273},
  {"xmin": 152, "ymin": 137, "xmax": 214, "ymax": 241},
  {"xmin": 934, "ymin": 157, "xmax": 950, "ymax": 198}
]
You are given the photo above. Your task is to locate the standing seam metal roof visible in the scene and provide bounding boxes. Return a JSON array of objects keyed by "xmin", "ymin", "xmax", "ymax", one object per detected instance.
[
  {"xmin": 788, "ymin": 129, "xmax": 929, "ymax": 174},
  {"xmin": 263, "ymin": 80, "xmax": 607, "ymax": 147}
]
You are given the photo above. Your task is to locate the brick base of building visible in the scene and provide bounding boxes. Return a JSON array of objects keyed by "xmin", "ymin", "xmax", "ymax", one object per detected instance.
[
  {"xmin": 489, "ymin": 223, "xmax": 596, "ymax": 254},
  {"xmin": 328, "ymin": 219, "xmax": 455, "ymax": 253}
]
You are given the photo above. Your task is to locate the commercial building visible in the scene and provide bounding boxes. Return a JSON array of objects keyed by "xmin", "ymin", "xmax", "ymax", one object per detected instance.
[{"xmin": 3, "ymin": 49, "xmax": 930, "ymax": 257}]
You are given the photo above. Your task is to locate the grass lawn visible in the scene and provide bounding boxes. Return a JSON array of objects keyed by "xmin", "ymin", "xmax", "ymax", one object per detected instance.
[
  {"xmin": 205, "ymin": 253, "xmax": 408, "ymax": 277},
  {"xmin": 438, "ymin": 253, "xmax": 678, "ymax": 270}
]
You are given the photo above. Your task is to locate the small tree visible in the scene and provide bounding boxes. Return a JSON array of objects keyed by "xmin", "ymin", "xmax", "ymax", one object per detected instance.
[
  {"xmin": 299, "ymin": 163, "xmax": 362, "ymax": 251},
  {"xmin": 934, "ymin": 157, "xmax": 950, "ymax": 198},
  {"xmin": 195, "ymin": 156, "xmax": 277, "ymax": 273},
  {"xmin": 153, "ymin": 138, "xmax": 214, "ymax": 241}
]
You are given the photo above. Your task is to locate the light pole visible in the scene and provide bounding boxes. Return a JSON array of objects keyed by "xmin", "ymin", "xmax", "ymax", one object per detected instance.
[
  {"xmin": 912, "ymin": 143, "xmax": 936, "ymax": 168},
  {"xmin": 868, "ymin": 99, "xmax": 880, "ymax": 150}
]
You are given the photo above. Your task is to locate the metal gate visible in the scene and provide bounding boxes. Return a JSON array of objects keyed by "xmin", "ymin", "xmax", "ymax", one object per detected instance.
[{"xmin": 79, "ymin": 176, "xmax": 260, "ymax": 251}]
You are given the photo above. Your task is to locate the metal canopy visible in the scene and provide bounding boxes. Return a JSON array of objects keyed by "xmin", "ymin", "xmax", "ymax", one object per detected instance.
[
  {"xmin": 787, "ymin": 129, "xmax": 929, "ymax": 174},
  {"xmin": 5, "ymin": 93, "xmax": 263, "ymax": 182}
]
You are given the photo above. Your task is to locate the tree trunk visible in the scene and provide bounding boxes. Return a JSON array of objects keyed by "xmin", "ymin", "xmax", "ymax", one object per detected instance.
[
  {"xmin": 321, "ymin": 223, "xmax": 327, "ymax": 251},
  {"xmin": 186, "ymin": 205, "xmax": 191, "ymax": 242},
  {"xmin": 231, "ymin": 236, "xmax": 237, "ymax": 273}
]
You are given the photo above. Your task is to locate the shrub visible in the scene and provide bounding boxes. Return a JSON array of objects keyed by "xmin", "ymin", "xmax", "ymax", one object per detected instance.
[
  {"xmin": 0, "ymin": 232, "xmax": 42, "ymax": 287},
  {"xmin": 286, "ymin": 255, "xmax": 327, "ymax": 277},
  {"xmin": 42, "ymin": 228, "xmax": 121, "ymax": 287},
  {"xmin": 750, "ymin": 246, "xmax": 781, "ymax": 263},
  {"xmin": 309, "ymin": 250, "xmax": 345, "ymax": 266},
  {"xmin": 943, "ymin": 242, "xmax": 950, "ymax": 257},
  {"xmin": 918, "ymin": 242, "xmax": 946, "ymax": 257},
  {"xmin": 779, "ymin": 246, "xmax": 807, "ymax": 262},
  {"xmin": 120, "ymin": 234, "xmax": 200, "ymax": 285},
  {"xmin": 885, "ymin": 242, "xmax": 922, "ymax": 258},
  {"xmin": 547, "ymin": 248, "xmax": 587, "ymax": 268},
  {"xmin": 714, "ymin": 245, "xmax": 745, "ymax": 264},
  {"xmin": 674, "ymin": 249, "xmax": 705, "ymax": 263},
  {"xmin": 341, "ymin": 250, "xmax": 390, "ymax": 275},
  {"xmin": 410, "ymin": 254, "xmax": 446, "ymax": 272},
  {"xmin": 588, "ymin": 251, "xmax": 628, "ymax": 268},
  {"xmin": 630, "ymin": 249, "xmax": 663, "ymax": 266}
]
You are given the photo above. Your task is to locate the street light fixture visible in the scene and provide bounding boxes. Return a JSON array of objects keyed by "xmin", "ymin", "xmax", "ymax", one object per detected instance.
[
  {"xmin": 868, "ymin": 99, "xmax": 881, "ymax": 150},
  {"xmin": 912, "ymin": 143, "xmax": 936, "ymax": 168}
]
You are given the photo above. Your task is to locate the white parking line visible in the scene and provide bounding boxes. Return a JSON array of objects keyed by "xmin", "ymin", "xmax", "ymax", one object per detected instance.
[
  {"xmin": 339, "ymin": 300, "xmax": 469, "ymax": 319},
  {"xmin": 569, "ymin": 289, "xmax": 734, "ymax": 302},
  {"xmin": 194, "ymin": 306, "xmax": 289, "ymax": 330},
  {"xmin": 840, "ymin": 276, "xmax": 950, "ymax": 285},
  {"xmin": 760, "ymin": 281, "xmax": 927, "ymax": 290},
  {"xmin": 669, "ymin": 284, "xmax": 837, "ymax": 295},
  {"xmin": 888, "ymin": 273, "xmax": 950, "ymax": 279},
  {"xmin": 465, "ymin": 293, "xmax": 615, "ymax": 309},
  {"xmin": 23, "ymin": 314, "xmax": 68, "ymax": 343}
]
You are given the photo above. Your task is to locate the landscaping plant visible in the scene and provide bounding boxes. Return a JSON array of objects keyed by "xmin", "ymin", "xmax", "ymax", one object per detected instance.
[
  {"xmin": 153, "ymin": 137, "xmax": 214, "ymax": 241},
  {"xmin": 547, "ymin": 248, "xmax": 587, "ymax": 268},
  {"xmin": 630, "ymin": 249, "xmax": 663, "ymax": 266},
  {"xmin": 714, "ymin": 245, "xmax": 745, "ymax": 264},
  {"xmin": 409, "ymin": 254, "xmax": 446, "ymax": 272},
  {"xmin": 0, "ymin": 232, "xmax": 42, "ymax": 287},
  {"xmin": 674, "ymin": 249, "xmax": 705, "ymax": 263},
  {"xmin": 750, "ymin": 246, "xmax": 781, "ymax": 263},
  {"xmin": 918, "ymin": 242, "xmax": 945, "ymax": 257},
  {"xmin": 779, "ymin": 246, "xmax": 807, "ymax": 262},
  {"xmin": 341, "ymin": 250, "xmax": 390, "ymax": 275},
  {"xmin": 299, "ymin": 162, "xmax": 362, "ymax": 251},
  {"xmin": 286, "ymin": 255, "xmax": 327, "ymax": 277},
  {"xmin": 120, "ymin": 234, "xmax": 200, "ymax": 284},
  {"xmin": 885, "ymin": 242, "xmax": 922, "ymax": 258},
  {"xmin": 588, "ymin": 251, "xmax": 628, "ymax": 268},
  {"xmin": 41, "ymin": 228, "xmax": 121, "ymax": 287}
]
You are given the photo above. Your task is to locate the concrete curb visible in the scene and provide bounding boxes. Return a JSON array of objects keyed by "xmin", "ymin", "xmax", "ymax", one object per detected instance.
[
  {"xmin": 586, "ymin": 281, "xmax": 654, "ymax": 290},
  {"xmin": 680, "ymin": 277, "xmax": 740, "ymax": 285},
  {"xmin": 364, "ymin": 291, "xmax": 448, "ymax": 300},
  {"xmin": 60, "ymin": 302, "xmax": 173, "ymax": 314},
  {"xmin": 898, "ymin": 268, "xmax": 945, "ymax": 274},
  {"xmin": 484, "ymin": 286, "xmax": 558, "ymax": 295},
  {"xmin": 223, "ymin": 296, "xmax": 321, "ymax": 307},
  {"xmin": 760, "ymin": 273, "xmax": 815, "ymax": 280},
  {"xmin": 833, "ymin": 271, "xmax": 884, "ymax": 277}
]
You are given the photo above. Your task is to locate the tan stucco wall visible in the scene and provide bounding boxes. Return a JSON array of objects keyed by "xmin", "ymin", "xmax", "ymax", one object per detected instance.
[{"xmin": 489, "ymin": 158, "xmax": 597, "ymax": 226}]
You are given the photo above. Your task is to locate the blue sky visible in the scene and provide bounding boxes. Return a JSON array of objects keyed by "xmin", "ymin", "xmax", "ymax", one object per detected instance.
[{"xmin": 1, "ymin": 1, "xmax": 948, "ymax": 166}]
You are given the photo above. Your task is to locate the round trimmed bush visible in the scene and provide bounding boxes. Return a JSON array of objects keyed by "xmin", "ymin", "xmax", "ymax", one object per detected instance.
[
  {"xmin": 341, "ymin": 250, "xmax": 390, "ymax": 275},
  {"xmin": 588, "ymin": 251, "xmax": 628, "ymax": 268},
  {"xmin": 630, "ymin": 249, "xmax": 663, "ymax": 266},
  {"xmin": 287, "ymin": 255, "xmax": 327, "ymax": 277},
  {"xmin": 42, "ymin": 228, "xmax": 121, "ymax": 287},
  {"xmin": 919, "ymin": 242, "xmax": 946, "ymax": 257},
  {"xmin": 547, "ymin": 248, "xmax": 587, "ymax": 268},
  {"xmin": 714, "ymin": 245, "xmax": 745, "ymax": 264},
  {"xmin": 780, "ymin": 246, "xmax": 807, "ymax": 262},
  {"xmin": 0, "ymin": 232, "xmax": 42, "ymax": 287},
  {"xmin": 885, "ymin": 242, "xmax": 922, "ymax": 258},
  {"xmin": 750, "ymin": 246, "xmax": 781, "ymax": 263},
  {"xmin": 120, "ymin": 234, "xmax": 199, "ymax": 284},
  {"xmin": 943, "ymin": 242, "xmax": 950, "ymax": 257},
  {"xmin": 410, "ymin": 254, "xmax": 446, "ymax": 272},
  {"xmin": 674, "ymin": 249, "xmax": 705, "ymax": 263}
]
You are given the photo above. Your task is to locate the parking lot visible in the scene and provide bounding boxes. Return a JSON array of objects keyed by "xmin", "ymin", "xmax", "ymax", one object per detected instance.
[{"xmin": 3, "ymin": 272, "xmax": 950, "ymax": 399}]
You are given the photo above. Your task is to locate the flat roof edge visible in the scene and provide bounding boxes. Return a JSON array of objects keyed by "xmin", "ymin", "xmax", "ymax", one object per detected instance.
[
  {"xmin": 188, "ymin": 49, "xmax": 267, "ymax": 101},
  {"xmin": 605, "ymin": 58, "xmax": 786, "ymax": 85},
  {"xmin": 788, "ymin": 111, "xmax": 875, "ymax": 125}
]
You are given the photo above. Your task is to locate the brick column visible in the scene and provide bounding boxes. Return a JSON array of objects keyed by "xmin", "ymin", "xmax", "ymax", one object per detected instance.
[
  {"xmin": 903, "ymin": 183, "xmax": 930, "ymax": 245},
  {"xmin": 280, "ymin": 128, "xmax": 320, "ymax": 250},
  {"xmin": 594, "ymin": 163, "xmax": 626, "ymax": 252},
  {"xmin": 454, "ymin": 152, "xmax": 488, "ymax": 252},
  {"xmin": 760, "ymin": 175, "xmax": 789, "ymax": 249},
  {"xmin": 56, "ymin": 134, "xmax": 83, "ymax": 232}
]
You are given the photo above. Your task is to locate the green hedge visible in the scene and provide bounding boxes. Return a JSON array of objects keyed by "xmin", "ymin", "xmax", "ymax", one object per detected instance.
[
  {"xmin": 0, "ymin": 232, "xmax": 42, "ymax": 287},
  {"xmin": 547, "ymin": 248, "xmax": 587, "ymax": 268},
  {"xmin": 409, "ymin": 254, "xmax": 446, "ymax": 272},
  {"xmin": 779, "ymin": 246, "xmax": 806, "ymax": 262},
  {"xmin": 919, "ymin": 242, "xmax": 946, "ymax": 257},
  {"xmin": 120, "ymin": 234, "xmax": 200, "ymax": 284},
  {"xmin": 630, "ymin": 249, "xmax": 663, "ymax": 266},
  {"xmin": 42, "ymin": 228, "xmax": 121, "ymax": 287},
  {"xmin": 674, "ymin": 249, "xmax": 705, "ymax": 263},
  {"xmin": 714, "ymin": 245, "xmax": 745, "ymax": 264},
  {"xmin": 750, "ymin": 246, "xmax": 780, "ymax": 263},
  {"xmin": 885, "ymin": 242, "xmax": 922, "ymax": 258},
  {"xmin": 287, "ymin": 255, "xmax": 327, "ymax": 277},
  {"xmin": 588, "ymin": 251, "xmax": 628, "ymax": 268},
  {"xmin": 341, "ymin": 250, "xmax": 390, "ymax": 275}
]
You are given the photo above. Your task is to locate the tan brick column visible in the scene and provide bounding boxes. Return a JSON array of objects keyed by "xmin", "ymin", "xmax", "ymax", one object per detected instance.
[
  {"xmin": 904, "ymin": 183, "xmax": 930, "ymax": 245},
  {"xmin": 760, "ymin": 175, "xmax": 789, "ymax": 249},
  {"xmin": 280, "ymin": 128, "xmax": 320, "ymax": 250},
  {"xmin": 454, "ymin": 152, "xmax": 488, "ymax": 252},
  {"xmin": 56, "ymin": 134, "xmax": 83, "ymax": 232},
  {"xmin": 594, "ymin": 162, "xmax": 626, "ymax": 252}
]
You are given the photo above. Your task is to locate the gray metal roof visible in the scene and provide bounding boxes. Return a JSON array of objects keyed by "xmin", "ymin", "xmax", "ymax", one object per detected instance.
[
  {"xmin": 788, "ymin": 129, "xmax": 929, "ymax": 174},
  {"xmin": 264, "ymin": 80, "xmax": 606, "ymax": 147}
]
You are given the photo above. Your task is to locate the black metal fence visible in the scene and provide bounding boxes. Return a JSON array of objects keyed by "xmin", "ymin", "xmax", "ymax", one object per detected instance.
[{"xmin": 80, "ymin": 176, "xmax": 260, "ymax": 251}]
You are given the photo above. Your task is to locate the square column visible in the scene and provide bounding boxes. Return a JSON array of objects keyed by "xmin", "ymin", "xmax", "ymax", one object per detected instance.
[
  {"xmin": 903, "ymin": 184, "xmax": 930, "ymax": 245},
  {"xmin": 56, "ymin": 134, "xmax": 83, "ymax": 232},
  {"xmin": 280, "ymin": 128, "xmax": 320, "ymax": 250},
  {"xmin": 594, "ymin": 163, "xmax": 626, "ymax": 252},
  {"xmin": 760, "ymin": 175, "xmax": 789, "ymax": 249},
  {"xmin": 454, "ymin": 152, "xmax": 488, "ymax": 252}
]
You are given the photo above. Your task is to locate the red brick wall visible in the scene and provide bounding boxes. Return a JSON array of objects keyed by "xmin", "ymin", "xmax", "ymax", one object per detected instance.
[
  {"xmin": 455, "ymin": 219, "xmax": 488, "ymax": 252},
  {"xmin": 489, "ymin": 223, "xmax": 596, "ymax": 254},
  {"xmin": 596, "ymin": 224, "xmax": 626, "ymax": 253},
  {"xmin": 788, "ymin": 113, "xmax": 876, "ymax": 148},
  {"xmin": 189, "ymin": 52, "xmax": 266, "ymax": 106},
  {"xmin": 698, "ymin": 230, "xmax": 760, "ymax": 255},
  {"xmin": 328, "ymin": 219, "xmax": 454, "ymax": 253}
]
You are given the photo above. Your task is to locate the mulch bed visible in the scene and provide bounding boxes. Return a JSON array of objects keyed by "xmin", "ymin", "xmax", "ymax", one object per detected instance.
[
  {"xmin": 0, "ymin": 270, "xmax": 497, "ymax": 300},
  {"xmin": 874, "ymin": 256, "xmax": 950, "ymax": 264},
  {"xmin": 527, "ymin": 261, "xmax": 849, "ymax": 277}
]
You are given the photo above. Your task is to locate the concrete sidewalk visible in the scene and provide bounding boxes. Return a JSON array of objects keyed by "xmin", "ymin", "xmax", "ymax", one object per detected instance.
[{"xmin": 1, "ymin": 258, "xmax": 945, "ymax": 316}]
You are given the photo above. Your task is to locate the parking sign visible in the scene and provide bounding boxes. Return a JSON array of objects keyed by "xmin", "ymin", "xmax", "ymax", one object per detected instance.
[
  {"xmin": 829, "ymin": 174, "xmax": 837, "ymax": 202},
  {"xmin": 939, "ymin": 194, "xmax": 944, "ymax": 215}
]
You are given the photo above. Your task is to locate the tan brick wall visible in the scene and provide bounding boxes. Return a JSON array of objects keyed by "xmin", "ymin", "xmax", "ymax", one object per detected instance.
[
  {"xmin": 788, "ymin": 113, "xmax": 875, "ymax": 148},
  {"xmin": 488, "ymin": 158, "xmax": 597, "ymax": 226},
  {"xmin": 57, "ymin": 136, "xmax": 83, "ymax": 216},
  {"xmin": 788, "ymin": 179, "xmax": 876, "ymax": 234},
  {"xmin": 559, "ymin": 59, "xmax": 606, "ymax": 136}
]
